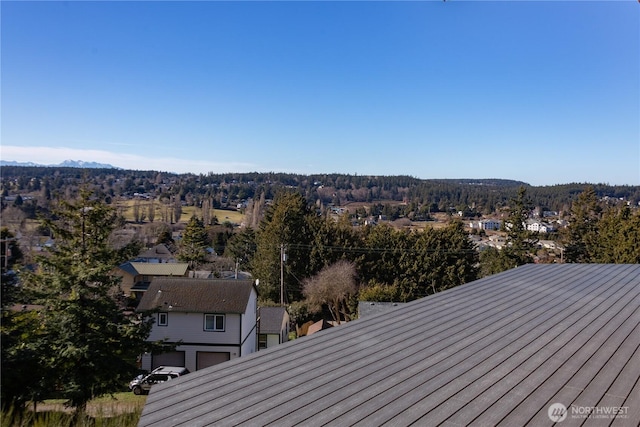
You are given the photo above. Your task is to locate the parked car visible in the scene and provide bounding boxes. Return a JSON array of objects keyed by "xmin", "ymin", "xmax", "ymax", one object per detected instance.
[{"xmin": 129, "ymin": 366, "xmax": 190, "ymax": 395}]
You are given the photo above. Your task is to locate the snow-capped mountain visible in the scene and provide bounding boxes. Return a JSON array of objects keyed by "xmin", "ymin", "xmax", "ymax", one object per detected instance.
[{"xmin": 1, "ymin": 160, "xmax": 118, "ymax": 169}]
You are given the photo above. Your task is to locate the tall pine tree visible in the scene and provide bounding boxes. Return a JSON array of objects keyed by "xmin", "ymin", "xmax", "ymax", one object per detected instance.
[
  {"xmin": 178, "ymin": 215, "xmax": 210, "ymax": 269},
  {"xmin": 563, "ymin": 186, "xmax": 602, "ymax": 263},
  {"xmin": 18, "ymin": 192, "xmax": 156, "ymax": 416},
  {"xmin": 251, "ymin": 191, "xmax": 315, "ymax": 303}
]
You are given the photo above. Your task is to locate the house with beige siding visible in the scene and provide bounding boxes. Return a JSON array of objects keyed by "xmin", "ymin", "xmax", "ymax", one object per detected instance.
[
  {"xmin": 115, "ymin": 262, "xmax": 189, "ymax": 299},
  {"xmin": 136, "ymin": 277, "xmax": 258, "ymax": 372}
]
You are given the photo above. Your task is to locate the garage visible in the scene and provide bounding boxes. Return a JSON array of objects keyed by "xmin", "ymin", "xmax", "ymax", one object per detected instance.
[
  {"xmin": 196, "ymin": 351, "xmax": 230, "ymax": 370},
  {"xmin": 152, "ymin": 351, "xmax": 186, "ymax": 369}
]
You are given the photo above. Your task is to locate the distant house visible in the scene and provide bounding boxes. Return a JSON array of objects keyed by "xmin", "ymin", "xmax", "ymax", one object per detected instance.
[
  {"xmin": 364, "ymin": 216, "xmax": 378, "ymax": 226},
  {"xmin": 469, "ymin": 219, "xmax": 502, "ymax": 231},
  {"xmin": 539, "ymin": 239, "xmax": 563, "ymax": 250},
  {"xmin": 135, "ymin": 244, "xmax": 176, "ymax": 263},
  {"xmin": 115, "ymin": 262, "xmax": 189, "ymax": 299},
  {"xmin": 136, "ymin": 277, "xmax": 258, "ymax": 372},
  {"xmin": 138, "ymin": 264, "xmax": 640, "ymax": 426},
  {"xmin": 526, "ymin": 220, "xmax": 556, "ymax": 233},
  {"xmin": 257, "ymin": 306, "xmax": 290, "ymax": 350}
]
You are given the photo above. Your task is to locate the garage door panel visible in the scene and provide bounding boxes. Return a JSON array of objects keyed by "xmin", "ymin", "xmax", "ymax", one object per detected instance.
[
  {"xmin": 152, "ymin": 351, "xmax": 185, "ymax": 369},
  {"xmin": 196, "ymin": 352, "xmax": 230, "ymax": 370}
]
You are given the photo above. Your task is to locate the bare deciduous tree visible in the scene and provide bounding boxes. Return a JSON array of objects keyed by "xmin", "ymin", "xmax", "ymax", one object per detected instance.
[
  {"xmin": 303, "ymin": 260, "xmax": 357, "ymax": 324},
  {"xmin": 147, "ymin": 200, "xmax": 155, "ymax": 223}
]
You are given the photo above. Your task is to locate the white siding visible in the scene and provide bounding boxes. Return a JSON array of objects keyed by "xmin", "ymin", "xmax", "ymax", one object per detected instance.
[
  {"xmin": 148, "ymin": 312, "xmax": 242, "ymax": 345},
  {"xmin": 266, "ymin": 334, "xmax": 280, "ymax": 347},
  {"xmin": 141, "ymin": 285, "xmax": 258, "ymax": 373},
  {"xmin": 240, "ymin": 288, "xmax": 258, "ymax": 356}
]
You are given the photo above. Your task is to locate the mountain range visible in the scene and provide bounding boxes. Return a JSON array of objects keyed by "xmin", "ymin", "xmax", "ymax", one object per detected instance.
[{"xmin": 0, "ymin": 160, "xmax": 118, "ymax": 169}]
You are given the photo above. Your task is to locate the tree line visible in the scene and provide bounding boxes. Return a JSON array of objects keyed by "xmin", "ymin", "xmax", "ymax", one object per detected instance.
[
  {"xmin": 226, "ymin": 186, "xmax": 639, "ymax": 324},
  {"xmin": 3, "ymin": 167, "xmax": 639, "ymax": 219}
]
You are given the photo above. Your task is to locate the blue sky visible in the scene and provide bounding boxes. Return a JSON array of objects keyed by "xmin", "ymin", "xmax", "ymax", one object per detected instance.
[{"xmin": 2, "ymin": 1, "xmax": 638, "ymax": 186}]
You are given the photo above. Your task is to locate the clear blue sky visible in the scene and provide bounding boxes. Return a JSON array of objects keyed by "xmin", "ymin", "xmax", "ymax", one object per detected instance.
[{"xmin": 2, "ymin": 1, "xmax": 638, "ymax": 186}]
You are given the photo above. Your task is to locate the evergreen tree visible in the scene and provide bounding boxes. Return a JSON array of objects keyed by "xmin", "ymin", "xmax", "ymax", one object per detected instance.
[
  {"xmin": 425, "ymin": 220, "xmax": 479, "ymax": 294},
  {"xmin": 354, "ymin": 221, "xmax": 478, "ymax": 301},
  {"xmin": 307, "ymin": 212, "xmax": 358, "ymax": 274},
  {"xmin": 595, "ymin": 205, "xmax": 640, "ymax": 263},
  {"xmin": 178, "ymin": 215, "xmax": 210, "ymax": 269},
  {"xmin": 224, "ymin": 227, "xmax": 257, "ymax": 272},
  {"xmin": 14, "ymin": 192, "xmax": 155, "ymax": 417},
  {"xmin": 356, "ymin": 224, "xmax": 414, "ymax": 298},
  {"xmin": 358, "ymin": 281, "xmax": 402, "ymax": 303},
  {"xmin": 563, "ymin": 186, "xmax": 601, "ymax": 263},
  {"xmin": 156, "ymin": 225, "xmax": 176, "ymax": 251},
  {"xmin": 501, "ymin": 186, "xmax": 538, "ymax": 267},
  {"xmin": 479, "ymin": 247, "xmax": 514, "ymax": 278},
  {"xmin": 0, "ymin": 228, "xmax": 45, "ymax": 411},
  {"xmin": 251, "ymin": 191, "xmax": 315, "ymax": 304}
]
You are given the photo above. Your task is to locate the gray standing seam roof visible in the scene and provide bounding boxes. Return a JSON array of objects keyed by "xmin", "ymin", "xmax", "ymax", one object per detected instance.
[{"xmin": 138, "ymin": 264, "xmax": 640, "ymax": 427}]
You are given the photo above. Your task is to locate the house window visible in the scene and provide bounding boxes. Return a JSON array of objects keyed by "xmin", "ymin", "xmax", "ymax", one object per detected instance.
[
  {"xmin": 204, "ymin": 314, "xmax": 225, "ymax": 332},
  {"xmin": 258, "ymin": 334, "xmax": 268, "ymax": 350},
  {"xmin": 158, "ymin": 312, "xmax": 168, "ymax": 326}
]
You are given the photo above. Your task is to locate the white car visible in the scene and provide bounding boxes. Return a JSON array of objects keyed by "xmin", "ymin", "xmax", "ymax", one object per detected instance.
[{"xmin": 129, "ymin": 366, "xmax": 190, "ymax": 395}]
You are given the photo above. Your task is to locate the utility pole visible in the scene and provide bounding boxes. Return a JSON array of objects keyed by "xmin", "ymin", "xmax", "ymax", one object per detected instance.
[{"xmin": 280, "ymin": 244, "xmax": 286, "ymax": 306}]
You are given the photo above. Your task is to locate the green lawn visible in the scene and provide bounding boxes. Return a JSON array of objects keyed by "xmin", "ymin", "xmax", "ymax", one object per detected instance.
[{"xmin": 214, "ymin": 208, "xmax": 244, "ymax": 224}]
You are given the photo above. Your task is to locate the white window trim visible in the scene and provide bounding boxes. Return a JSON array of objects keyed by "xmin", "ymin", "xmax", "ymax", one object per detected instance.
[
  {"xmin": 158, "ymin": 312, "xmax": 168, "ymax": 326},
  {"xmin": 204, "ymin": 314, "xmax": 225, "ymax": 332}
]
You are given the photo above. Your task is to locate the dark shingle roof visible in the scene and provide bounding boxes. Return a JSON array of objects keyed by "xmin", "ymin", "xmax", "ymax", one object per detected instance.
[
  {"xmin": 259, "ymin": 306, "xmax": 288, "ymax": 334},
  {"xmin": 138, "ymin": 264, "xmax": 640, "ymax": 426},
  {"xmin": 137, "ymin": 244, "xmax": 174, "ymax": 260},
  {"xmin": 136, "ymin": 278, "xmax": 254, "ymax": 314}
]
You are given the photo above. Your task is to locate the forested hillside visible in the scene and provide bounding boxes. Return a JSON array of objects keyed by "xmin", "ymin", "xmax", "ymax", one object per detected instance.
[{"xmin": 2, "ymin": 166, "xmax": 639, "ymax": 217}]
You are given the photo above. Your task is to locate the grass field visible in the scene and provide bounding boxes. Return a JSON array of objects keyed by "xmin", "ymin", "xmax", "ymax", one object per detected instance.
[
  {"xmin": 34, "ymin": 393, "xmax": 146, "ymax": 416},
  {"xmin": 213, "ymin": 208, "xmax": 244, "ymax": 224},
  {"xmin": 116, "ymin": 200, "xmax": 245, "ymax": 225},
  {"xmin": 2, "ymin": 393, "xmax": 146, "ymax": 427}
]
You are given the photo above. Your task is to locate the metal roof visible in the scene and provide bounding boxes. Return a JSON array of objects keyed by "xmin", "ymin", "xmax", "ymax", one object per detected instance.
[
  {"xmin": 128, "ymin": 262, "xmax": 189, "ymax": 276},
  {"xmin": 358, "ymin": 301, "xmax": 406, "ymax": 318},
  {"xmin": 138, "ymin": 264, "xmax": 640, "ymax": 426}
]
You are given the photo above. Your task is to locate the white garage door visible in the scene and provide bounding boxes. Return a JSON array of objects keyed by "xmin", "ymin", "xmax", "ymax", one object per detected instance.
[{"xmin": 196, "ymin": 351, "xmax": 230, "ymax": 370}]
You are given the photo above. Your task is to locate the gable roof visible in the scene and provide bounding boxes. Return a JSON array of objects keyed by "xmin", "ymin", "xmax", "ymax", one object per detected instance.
[
  {"xmin": 136, "ymin": 278, "xmax": 255, "ymax": 314},
  {"xmin": 138, "ymin": 264, "xmax": 640, "ymax": 426},
  {"xmin": 258, "ymin": 306, "xmax": 289, "ymax": 334},
  {"xmin": 136, "ymin": 244, "xmax": 175, "ymax": 260},
  {"xmin": 118, "ymin": 261, "xmax": 188, "ymax": 277}
]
